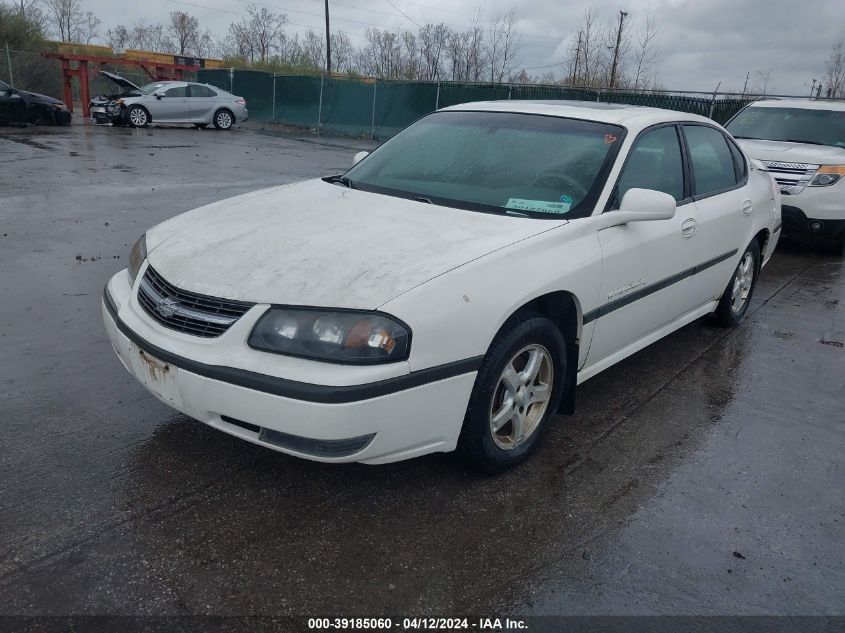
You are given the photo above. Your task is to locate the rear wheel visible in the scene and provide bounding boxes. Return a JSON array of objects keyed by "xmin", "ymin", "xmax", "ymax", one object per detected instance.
[
  {"xmin": 126, "ymin": 105, "xmax": 149, "ymax": 128},
  {"xmin": 713, "ymin": 239, "xmax": 761, "ymax": 326},
  {"xmin": 459, "ymin": 315, "xmax": 566, "ymax": 473},
  {"xmin": 213, "ymin": 109, "xmax": 234, "ymax": 130}
]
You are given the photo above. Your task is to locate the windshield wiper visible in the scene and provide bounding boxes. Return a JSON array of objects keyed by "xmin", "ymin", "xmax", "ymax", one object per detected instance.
[
  {"xmin": 730, "ymin": 135, "xmax": 762, "ymax": 140},
  {"xmin": 413, "ymin": 196, "xmax": 433, "ymax": 204},
  {"xmin": 324, "ymin": 175, "xmax": 357, "ymax": 189}
]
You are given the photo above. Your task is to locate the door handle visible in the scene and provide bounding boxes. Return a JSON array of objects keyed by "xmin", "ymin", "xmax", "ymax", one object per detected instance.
[
  {"xmin": 681, "ymin": 218, "xmax": 697, "ymax": 237},
  {"xmin": 742, "ymin": 200, "xmax": 753, "ymax": 215}
]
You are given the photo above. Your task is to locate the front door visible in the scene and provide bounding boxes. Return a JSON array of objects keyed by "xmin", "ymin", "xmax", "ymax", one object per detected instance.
[
  {"xmin": 587, "ymin": 124, "xmax": 698, "ymax": 366},
  {"xmin": 151, "ymin": 84, "xmax": 190, "ymax": 123}
]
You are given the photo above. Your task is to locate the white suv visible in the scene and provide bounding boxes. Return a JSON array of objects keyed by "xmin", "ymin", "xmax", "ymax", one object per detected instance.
[{"xmin": 726, "ymin": 99, "xmax": 845, "ymax": 253}]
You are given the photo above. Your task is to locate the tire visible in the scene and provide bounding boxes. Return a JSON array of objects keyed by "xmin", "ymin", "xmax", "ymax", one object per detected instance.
[
  {"xmin": 713, "ymin": 239, "xmax": 761, "ymax": 327},
  {"xmin": 213, "ymin": 109, "xmax": 234, "ymax": 130},
  {"xmin": 27, "ymin": 108, "xmax": 51, "ymax": 126},
  {"xmin": 458, "ymin": 314, "xmax": 566, "ymax": 474},
  {"xmin": 126, "ymin": 105, "xmax": 149, "ymax": 128}
]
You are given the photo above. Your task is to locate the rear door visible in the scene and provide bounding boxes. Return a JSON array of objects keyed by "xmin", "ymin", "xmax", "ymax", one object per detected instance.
[
  {"xmin": 587, "ymin": 124, "xmax": 698, "ymax": 366},
  {"xmin": 186, "ymin": 84, "xmax": 218, "ymax": 123},
  {"xmin": 152, "ymin": 84, "xmax": 190, "ymax": 123},
  {"xmin": 682, "ymin": 124, "xmax": 750, "ymax": 305}
]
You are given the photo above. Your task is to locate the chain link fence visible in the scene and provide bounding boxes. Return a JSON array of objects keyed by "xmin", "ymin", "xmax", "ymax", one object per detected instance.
[{"xmin": 198, "ymin": 68, "xmax": 758, "ymax": 139}]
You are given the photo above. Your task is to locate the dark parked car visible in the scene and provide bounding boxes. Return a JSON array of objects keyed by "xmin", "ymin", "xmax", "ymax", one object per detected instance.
[{"xmin": 0, "ymin": 79, "xmax": 71, "ymax": 126}]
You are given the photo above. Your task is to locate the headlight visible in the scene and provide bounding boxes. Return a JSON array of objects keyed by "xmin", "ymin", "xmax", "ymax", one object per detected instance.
[
  {"xmin": 810, "ymin": 165, "xmax": 845, "ymax": 187},
  {"xmin": 248, "ymin": 308, "xmax": 411, "ymax": 364},
  {"xmin": 128, "ymin": 234, "xmax": 147, "ymax": 284}
]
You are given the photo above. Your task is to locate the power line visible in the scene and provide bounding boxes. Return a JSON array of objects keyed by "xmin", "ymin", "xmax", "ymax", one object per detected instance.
[{"xmin": 383, "ymin": 0, "xmax": 420, "ymax": 28}]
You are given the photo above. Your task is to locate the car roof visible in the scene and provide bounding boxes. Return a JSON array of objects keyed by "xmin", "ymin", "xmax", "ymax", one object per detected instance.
[
  {"xmin": 442, "ymin": 99, "xmax": 716, "ymax": 129},
  {"xmin": 748, "ymin": 99, "xmax": 845, "ymax": 111}
]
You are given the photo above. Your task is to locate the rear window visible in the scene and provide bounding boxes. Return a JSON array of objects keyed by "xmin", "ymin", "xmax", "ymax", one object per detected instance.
[{"xmin": 190, "ymin": 85, "xmax": 217, "ymax": 97}]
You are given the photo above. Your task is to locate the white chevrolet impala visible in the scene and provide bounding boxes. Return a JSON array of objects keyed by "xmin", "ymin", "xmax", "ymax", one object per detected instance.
[{"xmin": 103, "ymin": 101, "xmax": 781, "ymax": 472}]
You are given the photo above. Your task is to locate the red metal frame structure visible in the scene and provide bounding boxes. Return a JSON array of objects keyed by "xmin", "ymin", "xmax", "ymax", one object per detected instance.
[{"xmin": 42, "ymin": 52, "xmax": 200, "ymax": 117}]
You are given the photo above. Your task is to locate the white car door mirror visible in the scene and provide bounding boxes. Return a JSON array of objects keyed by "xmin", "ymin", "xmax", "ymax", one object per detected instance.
[
  {"xmin": 352, "ymin": 151, "xmax": 369, "ymax": 166},
  {"xmin": 599, "ymin": 188, "xmax": 677, "ymax": 229}
]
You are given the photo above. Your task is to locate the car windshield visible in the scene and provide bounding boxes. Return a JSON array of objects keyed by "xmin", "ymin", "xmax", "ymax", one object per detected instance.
[
  {"xmin": 140, "ymin": 82, "xmax": 167, "ymax": 94},
  {"xmin": 727, "ymin": 106, "xmax": 845, "ymax": 148},
  {"xmin": 344, "ymin": 110, "xmax": 625, "ymax": 218}
]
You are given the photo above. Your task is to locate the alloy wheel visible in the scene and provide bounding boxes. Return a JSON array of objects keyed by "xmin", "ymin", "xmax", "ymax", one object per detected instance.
[
  {"xmin": 216, "ymin": 111, "xmax": 232, "ymax": 129},
  {"xmin": 489, "ymin": 344, "xmax": 554, "ymax": 450},
  {"xmin": 731, "ymin": 252, "xmax": 755, "ymax": 313},
  {"xmin": 129, "ymin": 107, "xmax": 147, "ymax": 127}
]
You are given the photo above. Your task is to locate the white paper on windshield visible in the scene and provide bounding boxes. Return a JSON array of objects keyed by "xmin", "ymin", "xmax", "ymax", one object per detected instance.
[{"xmin": 505, "ymin": 198, "xmax": 572, "ymax": 214}]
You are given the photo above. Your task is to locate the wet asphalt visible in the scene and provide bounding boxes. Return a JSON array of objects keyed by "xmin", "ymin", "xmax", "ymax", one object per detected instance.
[{"xmin": 0, "ymin": 122, "xmax": 843, "ymax": 619}]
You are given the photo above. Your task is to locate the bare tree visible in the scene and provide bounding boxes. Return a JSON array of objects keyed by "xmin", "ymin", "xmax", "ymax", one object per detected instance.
[
  {"xmin": 247, "ymin": 4, "xmax": 286, "ymax": 62},
  {"xmin": 574, "ymin": 7, "xmax": 600, "ymax": 86},
  {"xmin": 81, "ymin": 10, "xmax": 99, "ymax": 44},
  {"xmin": 331, "ymin": 32, "xmax": 355, "ymax": 74},
  {"xmin": 487, "ymin": 7, "xmax": 521, "ymax": 83},
  {"xmin": 752, "ymin": 69, "xmax": 773, "ymax": 95},
  {"xmin": 632, "ymin": 14, "xmax": 658, "ymax": 89},
  {"xmin": 825, "ymin": 43, "xmax": 845, "ymax": 98},
  {"xmin": 418, "ymin": 23, "xmax": 448, "ymax": 80},
  {"xmin": 42, "ymin": 0, "xmax": 82, "ymax": 42},
  {"xmin": 168, "ymin": 11, "xmax": 199, "ymax": 55},
  {"xmin": 105, "ymin": 24, "xmax": 130, "ymax": 50}
]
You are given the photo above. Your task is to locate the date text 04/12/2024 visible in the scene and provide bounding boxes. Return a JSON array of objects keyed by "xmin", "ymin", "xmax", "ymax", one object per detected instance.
[{"xmin": 307, "ymin": 618, "xmax": 528, "ymax": 630}]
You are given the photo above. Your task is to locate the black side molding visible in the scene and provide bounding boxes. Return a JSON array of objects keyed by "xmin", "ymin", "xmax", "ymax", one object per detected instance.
[
  {"xmin": 582, "ymin": 249, "xmax": 738, "ymax": 324},
  {"xmin": 103, "ymin": 287, "xmax": 482, "ymax": 404}
]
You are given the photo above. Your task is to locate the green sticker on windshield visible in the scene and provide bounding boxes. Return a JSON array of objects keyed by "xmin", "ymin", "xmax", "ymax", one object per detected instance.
[{"xmin": 505, "ymin": 198, "xmax": 572, "ymax": 214}]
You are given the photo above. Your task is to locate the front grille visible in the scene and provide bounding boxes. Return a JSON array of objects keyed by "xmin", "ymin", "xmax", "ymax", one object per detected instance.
[
  {"xmin": 763, "ymin": 160, "xmax": 819, "ymax": 195},
  {"xmin": 137, "ymin": 265, "xmax": 254, "ymax": 338}
]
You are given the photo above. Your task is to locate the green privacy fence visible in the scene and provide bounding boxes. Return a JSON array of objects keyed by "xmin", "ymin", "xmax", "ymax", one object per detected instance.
[{"xmin": 197, "ymin": 69, "xmax": 754, "ymax": 139}]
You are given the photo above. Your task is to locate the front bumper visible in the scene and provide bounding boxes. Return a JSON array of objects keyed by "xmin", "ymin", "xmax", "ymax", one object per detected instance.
[
  {"xmin": 782, "ymin": 205, "xmax": 845, "ymax": 240},
  {"xmin": 102, "ymin": 269, "xmax": 476, "ymax": 464}
]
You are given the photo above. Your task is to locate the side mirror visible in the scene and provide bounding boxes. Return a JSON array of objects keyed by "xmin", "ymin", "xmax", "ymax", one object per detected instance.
[
  {"xmin": 155, "ymin": 94, "xmax": 163, "ymax": 100},
  {"xmin": 352, "ymin": 151, "xmax": 369, "ymax": 166},
  {"xmin": 598, "ymin": 188, "xmax": 677, "ymax": 230}
]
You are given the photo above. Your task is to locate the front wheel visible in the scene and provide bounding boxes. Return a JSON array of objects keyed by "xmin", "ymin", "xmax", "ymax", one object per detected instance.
[
  {"xmin": 213, "ymin": 109, "xmax": 234, "ymax": 130},
  {"xmin": 126, "ymin": 106, "xmax": 149, "ymax": 128},
  {"xmin": 459, "ymin": 315, "xmax": 566, "ymax": 473},
  {"xmin": 713, "ymin": 239, "xmax": 761, "ymax": 327}
]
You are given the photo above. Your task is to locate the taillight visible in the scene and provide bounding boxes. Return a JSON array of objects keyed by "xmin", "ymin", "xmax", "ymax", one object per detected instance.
[{"xmin": 236, "ymin": 98, "xmax": 246, "ymax": 105}]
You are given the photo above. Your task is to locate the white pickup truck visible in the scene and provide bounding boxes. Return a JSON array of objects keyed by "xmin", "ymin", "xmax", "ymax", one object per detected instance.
[{"xmin": 726, "ymin": 99, "xmax": 845, "ymax": 253}]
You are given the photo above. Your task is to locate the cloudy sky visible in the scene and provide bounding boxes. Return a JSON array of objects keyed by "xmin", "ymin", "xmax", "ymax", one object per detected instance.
[{"xmin": 78, "ymin": 0, "xmax": 845, "ymax": 95}]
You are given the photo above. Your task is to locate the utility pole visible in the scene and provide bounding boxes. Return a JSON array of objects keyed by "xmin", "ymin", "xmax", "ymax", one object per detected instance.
[
  {"xmin": 741, "ymin": 72, "xmax": 750, "ymax": 99},
  {"xmin": 810, "ymin": 78, "xmax": 817, "ymax": 98},
  {"xmin": 572, "ymin": 30, "xmax": 582, "ymax": 85},
  {"xmin": 5, "ymin": 42, "xmax": 12, "ymax": 87},
  {"xmin": 608, "ymin": 10, "xmax": 628, "ymax": 88},
  {"xmin": 324, "ymin": 0, "xmax": 331, "ymax": 75}
]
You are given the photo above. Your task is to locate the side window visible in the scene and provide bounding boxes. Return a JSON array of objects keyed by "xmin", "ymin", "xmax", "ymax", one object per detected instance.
[
  {"xmin": 189, "ymin": 85, "xmax": 216, "ymax": 97},
  {"xmin": 615, "ymin": 125, "xmax": 685, "ymax": 207},
  {"xmin": 684, "ymin": 125, "xmax": 739, "ymax": 195},
  {"xmin": 163, "ymin": 86, "xmax": 187, "ymax": 98},
  {"xmin": 726, "ymin": 136, "xmax": 747, "ymax": 182}
]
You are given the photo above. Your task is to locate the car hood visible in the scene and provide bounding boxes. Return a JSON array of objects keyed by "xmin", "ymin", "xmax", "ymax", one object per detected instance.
[
  {"xmin": 736, "ymin": 139, "xmax": 845, "ymax": 164},
  {"xmin": 19, "ymin": 89, "xmax": 64, "ymax": 106},
  {"xmin": 100, "ymin": 70, "xmax": 142, "ymax": 92},
  {"xmin": 145, "ymin": 179, "xmax": 567, "ymax": 309}
]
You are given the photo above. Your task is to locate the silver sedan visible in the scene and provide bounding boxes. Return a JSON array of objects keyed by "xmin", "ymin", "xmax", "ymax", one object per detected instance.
[{"xmin": 118, "ymin": 81, "xmax": 248, "ymax": 130}]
